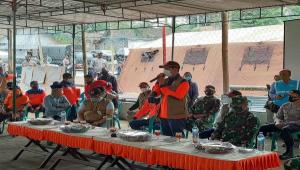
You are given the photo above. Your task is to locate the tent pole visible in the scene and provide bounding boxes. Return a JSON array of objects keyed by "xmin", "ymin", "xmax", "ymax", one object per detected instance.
[
  {"xmin": 72, "ymin": 24, "xmax": 75, "ymax": 79},
  {"xmin": 12, "ymin": 0, "xmax": 17, "ymax": 117},
  {"xmin": 222, "ymin": 12, "xmax": 229, "ymax": 94},
  {"xmin": 81, "ymin": 24, "xmax": 87, "ymax": 78},
  {"xmin": 7, "ymin": 29, "xmax": 13, "ymax": 73},
  {"xmin": 171, "ymin": 16, "xmax": 176, "ymax": 61}
]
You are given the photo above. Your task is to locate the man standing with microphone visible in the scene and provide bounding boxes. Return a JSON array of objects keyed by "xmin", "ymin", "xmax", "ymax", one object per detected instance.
[{"xmin": 149, "ymin": 61, "xmax": 189, "ymax": 136}]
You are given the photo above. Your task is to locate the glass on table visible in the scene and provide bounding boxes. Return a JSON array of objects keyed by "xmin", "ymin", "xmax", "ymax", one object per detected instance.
[
  {"xmin": 154, "ymin": 130, "xmax": 161, "ymax": 137},
  {"xmin": 175, "ymin": 132, "xmax": 182, "ymax": 142}
]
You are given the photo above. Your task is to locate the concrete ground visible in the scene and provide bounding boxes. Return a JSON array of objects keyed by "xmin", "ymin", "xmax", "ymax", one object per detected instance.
[{"xmin": 0, "ymin": 116, "xmax": 291, "ymax": 170}]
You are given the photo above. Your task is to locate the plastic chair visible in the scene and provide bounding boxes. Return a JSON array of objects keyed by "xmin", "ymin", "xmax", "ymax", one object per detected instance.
[
  {"xmin": 113, "ymin": 100, "xmax": 122, "ymax": 129},
  {"xmin": 0, "ymin": 120, "xmax": 7, "ymax": 134},
  {"xmin": 271, "ymin": 130, "xmax": 300, "ymax": 151},
  {"xmin": 145, "ymin": 115, "xmax": 158, "ymax": 133},
  {"xmin": 248, "ymin": 117, "xmax": 260, "ymax": 148}
]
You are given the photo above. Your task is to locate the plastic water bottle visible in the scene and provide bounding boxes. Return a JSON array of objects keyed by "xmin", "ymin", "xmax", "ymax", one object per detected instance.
[
  {"xmin": 257, "ymin": 132, "xmax": 265, "ymax": 151},
  {"xmin": 60, "ymin": 111, "xmax": 67, "ymax": 123},
  {"xmin": 106, "ymin": 116, "xmax": 113, "ymax": 129},
  {"xmin": 192, "ymin": 126, "xmax": 199, "ymax": 144}
]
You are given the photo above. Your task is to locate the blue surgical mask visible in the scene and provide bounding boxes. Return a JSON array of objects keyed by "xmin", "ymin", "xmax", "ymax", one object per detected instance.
[{"xmin": 184, "ymin": 76, "xmax": 192, "ymax": 81}]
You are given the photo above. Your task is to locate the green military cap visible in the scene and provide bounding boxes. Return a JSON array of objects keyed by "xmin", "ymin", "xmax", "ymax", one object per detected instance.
[{"xmin": 231, "ymin": 95, "xmax": 247, "ymax": 106}]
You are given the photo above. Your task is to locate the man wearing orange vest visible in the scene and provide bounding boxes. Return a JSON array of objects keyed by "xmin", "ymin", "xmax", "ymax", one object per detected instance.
[
  {"xmin": 25, "ymin": 81, "xmax": 46, "ymax": 118},
  {"xmin": 149, "ymin": 61, "xmax": 190, "ymax": 136},
  {"xmin": 129, "ymin": 82, "xmax": 160, "ymax": 130},
  {"xmin": 61, "ymin": 73, "xmax": 79, "ymax": 121}
]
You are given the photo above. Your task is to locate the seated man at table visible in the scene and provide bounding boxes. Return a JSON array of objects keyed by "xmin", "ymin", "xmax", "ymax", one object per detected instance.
[
  {"xmin": 84, "ymin": 74, "xmax": 112, "ymax": 99},
  {"xmin": 77, "ymin": 87, "xmax": 114, "ymax": 126},
  {"xmin": 258, "ymin": 90, "xmax": 300, "ymax": 160},
  {"xmin": 44, "ymin": 82, "xmax": 71, "ymax": 120},
  {"xmin": 1, "ymin": 86, "xmax": 29, "ymax": 121},
  {"xmin": 211, "ymin": 96, "xmax": 259, "ymax": 147},
  {"xmin": 25, "ymin": 81, "xmax": 46, "ymax": 118},
  {"xmin": 127, "ymin": 82, "xmax": 152, "ymax": 121},
  {"xmin": 129, "ymin": 83, "xmax": 160, "ymax": 130},
  {"xmin": 187, "ymin": 85, "xmax": 220, "ymax": 132},
  {"xmin": 198, "ymin": 90, "xmax": 242, "ymax": 139},
  {"xmin": 61, "ymin": 73, "xmax": 79, "ymax": 121}
]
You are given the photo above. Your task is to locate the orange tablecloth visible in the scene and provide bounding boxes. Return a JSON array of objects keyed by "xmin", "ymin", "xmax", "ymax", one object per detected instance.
[
  {"xmin": 7, "ymin": 123, "xmax": 280, "ymax": 170},
  {"xmin": 44, "ymin": 129, "xmax": 94, "ymax": 151},
  {"xmin": 7, "ymin": 123, "xmax": 44, "ymax": 141},
  {"xmin": 151, "ymin": 149, "xmax": 280, "ymax": 170},
  {"xmin": 93, "ymin": 139, "xmax": 152, "ymax": 164}
]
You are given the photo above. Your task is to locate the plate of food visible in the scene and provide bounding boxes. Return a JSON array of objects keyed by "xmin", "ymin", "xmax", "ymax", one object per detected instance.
[
  {"xmin": 28, "ymin": 118, "xmax": 53, "ymax": 125},
  {"xmin": 238, "ymin": 148, "xmax": 256, "ymax": 154},
  {"xmin": 59, "ymin": 124, "xmax": 91, "ymax": 133},
  {"xmin": 117, "ymin": 130, "xmax": 152, "ymax": 142},
  {"xmin": 195, "ymin": 140, "xmax": 234, "ymax": 154}
]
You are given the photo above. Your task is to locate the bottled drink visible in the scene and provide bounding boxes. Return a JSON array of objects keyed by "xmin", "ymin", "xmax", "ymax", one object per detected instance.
[
  {"xmin": 106, "ymin": 115, "xmax": 113, "ymax": 129},
  {"xmin": 257, "ymin": 132, "xmax": 265, "ymax": 151},
  {"xmin": 192, "ymin": 126, "xmax": 199, "ymax": 144},
  {"xmin": 60, "ymin": 111, "xmax": 67, "ymax": 123}
]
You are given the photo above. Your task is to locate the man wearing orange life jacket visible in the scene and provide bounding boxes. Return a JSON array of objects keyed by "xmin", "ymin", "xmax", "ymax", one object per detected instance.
[
  {"xmin": 149, "ymin": 61, "xmax": 190, "ymax": 136},
  {"xmin": 25, "ymin": 81, "xmax": 46, "ymax": 117},
  {"xmin": 60, "ymin": 73, "xmax": 80, "ymax": 121},
  {"xmin": 129, "ymin": 82, "xmax": 160, "ymax": 130}
]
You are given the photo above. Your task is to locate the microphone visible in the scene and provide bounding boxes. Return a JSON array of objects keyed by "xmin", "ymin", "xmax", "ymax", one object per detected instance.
[{"xmin": 150, "ymin": 73, "xmax": 165, "ymax": 83}]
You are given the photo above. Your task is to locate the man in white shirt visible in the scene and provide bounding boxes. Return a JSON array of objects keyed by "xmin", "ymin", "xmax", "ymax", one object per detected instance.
[
  {"xmin": 91, "ymin": 52, "xmax": 107, "ymax": 74},
  {"xmin": 22, "ymin": 51, "xmax": 37, "ymax": 67}
]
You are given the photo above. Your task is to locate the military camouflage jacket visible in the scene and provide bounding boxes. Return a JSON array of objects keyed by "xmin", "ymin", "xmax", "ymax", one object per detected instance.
[
  {"xmin": 212, "ymin": 109, "xmax": 259, "ymax": 147},
  {"xmin": 188, "ymin": 95, "xmax": 220, "ymax": 131}
]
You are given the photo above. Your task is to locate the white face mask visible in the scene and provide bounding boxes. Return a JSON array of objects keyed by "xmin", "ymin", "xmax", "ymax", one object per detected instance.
[
  {"xmin": 163, "ymin": 69, "xmax": 172, "ymax": 77},
  {"xmin": 221, "ymin": 95, "xmax": 232, "ymax": 105},
  {"xmin": 141, "ymin": 88, "xmax": 149, "ymax": 93}
]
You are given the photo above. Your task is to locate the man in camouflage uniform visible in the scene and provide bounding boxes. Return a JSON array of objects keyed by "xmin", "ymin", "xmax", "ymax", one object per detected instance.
[
  {"xmin": 211, "ymin": 96, "xmax": 259, "ymax": 147},
  {"xmin": 187, "ymin": 85, "xmax": 220, "ymax": 131}
]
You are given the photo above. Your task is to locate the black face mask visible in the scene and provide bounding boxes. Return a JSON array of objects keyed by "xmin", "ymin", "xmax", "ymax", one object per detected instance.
[
  {"xmin": 205, "ymin": 90, "xmax": 214, "ymax": 96},
  {"xmin": 289, "ymin": 96, "xmax": 299, "ymax": 102}
]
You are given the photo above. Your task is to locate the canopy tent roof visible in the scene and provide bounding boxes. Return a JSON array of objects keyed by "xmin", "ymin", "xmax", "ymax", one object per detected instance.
[{"xmin": 0, "ymin": 0, "xmax": 299, "ymax": 30}]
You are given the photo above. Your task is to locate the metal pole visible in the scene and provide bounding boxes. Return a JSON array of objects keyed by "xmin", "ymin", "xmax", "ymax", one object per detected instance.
[
  {"xmin": 72, "ymin": 24, "xmax": 75, "ymax": 78},
  {"xmin": 12, "ymin": 0, "xmax": 17, "ymax": 117},
  {"xmin": 7, "ymin": 29, "xmax": 13, "ymax": 73},
  {"xmin": 222, "ymin": 12, "xmax": 229, "ymax": 94},
  {"xmin": 81, "ymin": 24, "xmax": 87, "ymax": 77},
  {"xmin": 171, "ymin": 16, "xmax": 176, "ymax": 61}
]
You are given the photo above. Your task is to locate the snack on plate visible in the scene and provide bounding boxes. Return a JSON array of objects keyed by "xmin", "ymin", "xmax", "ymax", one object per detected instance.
[
  {"xmin": 194, "ymin": 140, "xmax": 234, "ymax": 154},
  {"xmin": 72, "ymin": 120, "xmax": 80, "ymax": 123},
  {"xmin": 117, "ymin": 130, "xmax": 152, "ymax": 142},
  {"xmin": 28, "ymin": 118, "xmax": 53, "ymax": 125},
  {"xmin": 60, "ymin": 123, "xmax": 91, "ymax": 133}
]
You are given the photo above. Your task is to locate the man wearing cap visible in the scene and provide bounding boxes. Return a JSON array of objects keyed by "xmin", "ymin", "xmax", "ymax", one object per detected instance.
[
  {"xmin": 198, "ymin": 90, "xmax": 242, "ymax": 138},
  {"xmin": 187, "ymin": 85, "xmax": 220, "ymax": 132},
  {"xmin": 149, "ymin": 61, "xmax": 189, "ymax": 136},
  {"xmin": 258, "ymin": 90, "xmax": 300, "ymax": 160},
  {"xmin": 128, "ymin": 82, "xmax": 152, "ymax": 114},
  {"xmin": 84, "ymin": 74, "xmax": 112, "ymax": 99},
  {"xmin": 44, "ymin": 82, "xmax": 71, "ymax": 120},
  {"xmin": 25, "ymin": 81, "xmax": 46, "ymax": 118},
  {"xmin": 77, "ymin": 87, "xmax": 114, "ymax": 126},
  {"xmin": 183, "ymin": 72, "xmax": 199, "ymax": 108},
  {"xmin": 211, "ymin": 96, "xmax": 259, "ymax": 147},
  {"xmin": 90, "ymin": 52, "xmax": 107, "ymax": 76},
  {"xmin": 129, "ymin": 83, "xmax": 160, "ymax": 130},
  {"xmin": 269, "ymin": 69, "xmax": 299, "ymax": 113}
]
